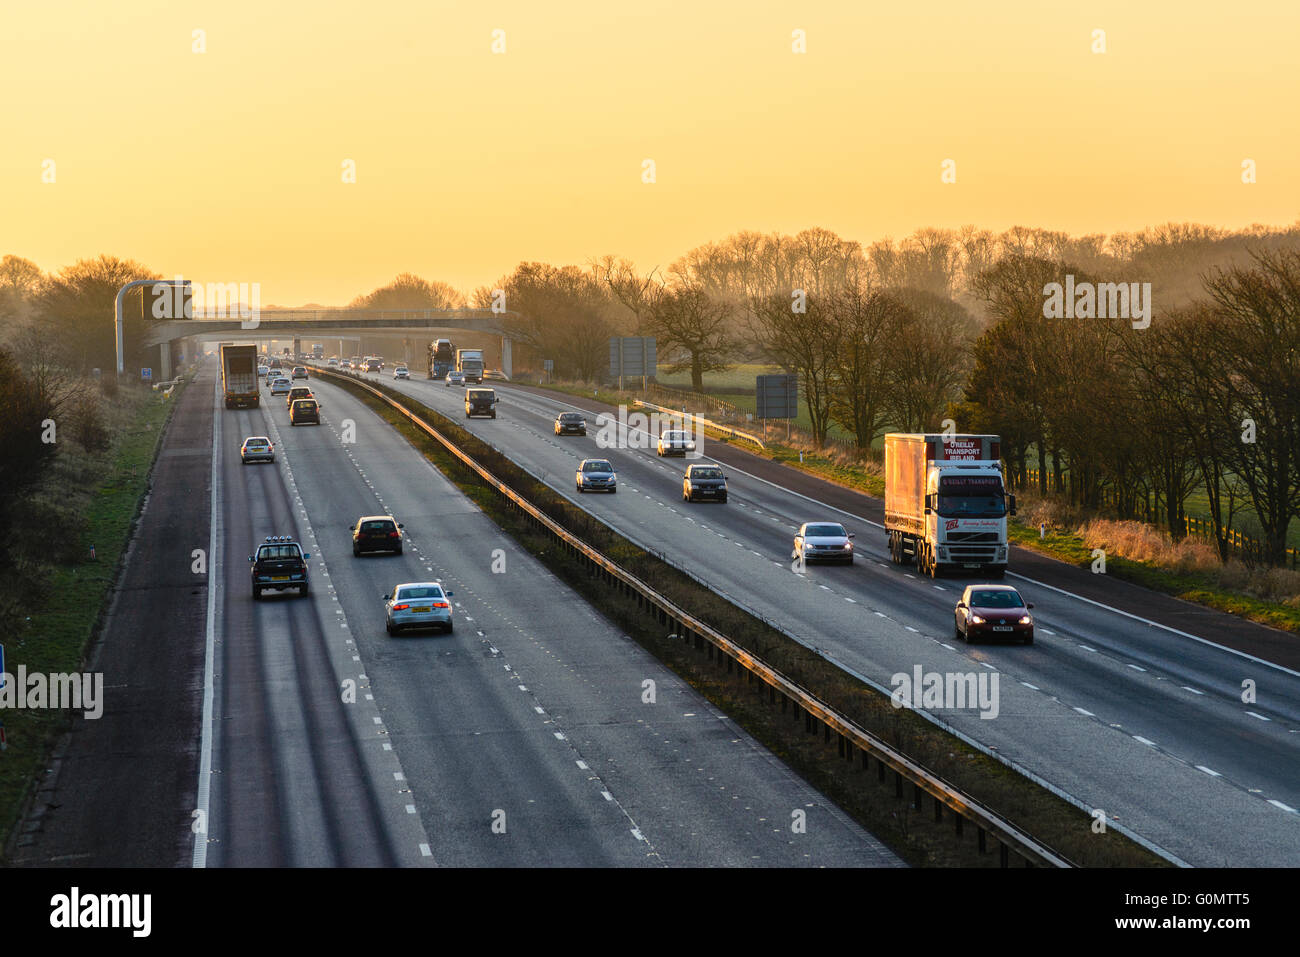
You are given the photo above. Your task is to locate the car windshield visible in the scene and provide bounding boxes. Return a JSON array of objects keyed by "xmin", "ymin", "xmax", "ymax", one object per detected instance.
[
  {"xmin": 362, "ymin": 521, "xmax": 394, "ymax": 532},
  {"xmin": 397, "ymin": 586, "xmax": 443, "ymax": 600},
  {"xmin": 293, "ymin": 400, "xmax": 316, "ymax": 410},
  {"xmin": 664, "ymin": 431, "xmax": 688, "ymax": 440},
  {"xmin": 583, "ymin": 461, "xmax": 612, "ymax": 472},
  {"xmin": 561, "ymin": 414, "xmax": 583, "ymax": 422},
  {"xmin": 258, "ymin": 545, "xmax": 299, "ymax": 560},
  {"xmin": 805, "ymin": 524, "xmax": 846, "ymax": 538},
  {"xmin": 691, "ymin": 467, "xmax": 722, "ymax": 479},
  {"xmin": 970, "ymin": 590, "xmax": 1024, "ymax": 608},
  {"xmin": 245, "ymin": 439, "xmax": 269, "ymax": 447}
]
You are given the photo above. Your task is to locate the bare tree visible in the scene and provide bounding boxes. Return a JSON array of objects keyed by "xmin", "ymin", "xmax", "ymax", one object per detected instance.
[
  {"xmin": 644, "ymin": 285, "xmax": 734, "ymax": 392},
  {"xmin": 750, "ymin": 292, "xmax": 836, "ymax": 446}
]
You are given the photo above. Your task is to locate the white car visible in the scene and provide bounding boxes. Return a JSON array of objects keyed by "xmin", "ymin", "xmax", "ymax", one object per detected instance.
[
  {"xmin": 446, "ymin": 370, "xmax": 465, "ymax": 387},
  {"xmin": 384, "ymin": 581, "xmax": 454, "ymax": 635},
  {"xmin": 269, "ymin": 377, "xmax": 292, "ymax": 396},
  {"xmin": 257, "ymin": 365, "xmax": 269, "ymax": 378},
  {"xmin": 327, "ymin": 357, "xmax": 340, "ymax": 367},
  {"xmin": 792, "ymin": 522, "xmax": 855, "ymax": 565},
  {"xmin": 657, "ymin": 430, "xmax": 697, "ymax": 456},
  {"xmin": 393, "ymin": 365, "xmax": 410, "ymax": 380}
]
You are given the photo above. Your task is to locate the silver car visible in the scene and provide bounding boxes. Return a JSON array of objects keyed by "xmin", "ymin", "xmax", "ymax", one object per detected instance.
[
  {"xmin": 576, "ymin": 458, "xmax": 617, "ymax": 493},
  {"xmin": 269, "ymin": 377, "xmax": 292, "ymax": 395},
  {"xmin": 393, "ymin": 365, "xmax": 410, "ymax": 379},
  {"xmin": 792, "ymin": 521, "xmax": 855, "ymax": 564},
  {"xmin": 384, "ymin": 581, "xmax": 454, "ymax": 635}
]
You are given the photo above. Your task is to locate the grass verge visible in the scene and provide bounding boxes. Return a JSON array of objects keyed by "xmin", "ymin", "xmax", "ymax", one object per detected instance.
[
  {"xmin": 0, "ymin": 381, "xmax": 181, "ymax": 856},
  {"xmin": 327, "ymin": 370, "xmax": 1168, "ymax": 867}
]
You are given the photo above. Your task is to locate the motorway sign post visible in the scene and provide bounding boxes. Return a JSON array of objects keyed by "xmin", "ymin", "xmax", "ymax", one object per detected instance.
[
  {"xmin": 756, "ymin": 373, "xmax": 798, "ymax": 439},
  {"xmin": 141, "ymin": 368, "xmax": 152, "ymax": 381},
  {"xmin": 115, "ymin": 278, "xmax": 191, "ymax": 377},
  {"xmin": 609, "ymin": 337, "xmax": 656, "ymax": 392}
]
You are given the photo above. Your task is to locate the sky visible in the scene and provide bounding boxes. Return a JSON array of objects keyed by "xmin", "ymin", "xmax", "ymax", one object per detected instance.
[{"xmin": 3, "ymin": 1, "xmax": 1298, "ymax": 305}]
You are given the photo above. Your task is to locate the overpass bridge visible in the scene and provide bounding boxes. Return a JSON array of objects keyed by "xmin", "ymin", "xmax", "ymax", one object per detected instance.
[{"xmin": 146, "ymin": 308, "xmax": 522, "ymax": 379}]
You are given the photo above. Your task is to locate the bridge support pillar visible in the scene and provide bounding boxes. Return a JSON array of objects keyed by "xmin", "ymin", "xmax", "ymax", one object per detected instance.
[
  {"xmin": 292, "ymin": 336, "xmax": 301, "ymax": 358},
  {"xmin": 159, "ymin": 341, "xmax": 172, "ymax": 381},
  {"xmin": 500, "ymin": 336, "xmax": 512, "ymax": 379}
]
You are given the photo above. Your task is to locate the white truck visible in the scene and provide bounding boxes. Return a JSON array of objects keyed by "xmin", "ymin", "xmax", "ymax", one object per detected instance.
[
  {"xmin": 455, "ymin": 348, "xmax": 484, "ymax": 384},
  {"xmin": 884, "ymin": 433, "xmax": 1014, "ymax": 578}
]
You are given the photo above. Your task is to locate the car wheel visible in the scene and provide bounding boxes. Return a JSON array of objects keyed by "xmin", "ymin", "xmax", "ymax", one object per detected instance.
[
  {"xmin": 300, "ymin": 584, "xmax": 309, "ymax": 597},
  {"xmin": 966, "ymin": 627, "xmax": 978, "ymax": 645},
  {"xmin": 577, "ymin": 484, "xmax": 584, "ymax": 493},
  {"xmin": 1024, "ymin": 632, "xmax": 1034, "ymax": 645},
  {"xmin": 610, "ymin": 487, "xmax": 617, "ymax": 494},
  {"xmin": 719, "ymin": 495, "xmax": 728, "ymax": 504},
  {"xmin": 954, "ymin": 619, "xmax": 962, "ymax": 639},
  {"xmin": 252, "ymin": 586, "xmax": 261, "ymax": 600},
  {"xmin": 445, "ymin": 621, "xmax": 454, "ymax": 634},
  {"xmin": 353, "ymin": 545, "xmax": 360, "ymax": 556},
  {"xmin": 386, "ymin": 621, "xmax": 395, "ymax": 636},
  {"xmin": 395, "ymin": 546, "xmax": 403, "ymax": 555},
  {"xmin": 491, "ymin": 413, "xmax": 496, "ymax": 419}
]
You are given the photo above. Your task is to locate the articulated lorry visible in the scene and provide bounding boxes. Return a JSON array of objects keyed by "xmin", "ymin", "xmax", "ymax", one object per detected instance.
[
  {"xmin": 455, "ymin": 348, "xmax": 484, "ymax": 384},
  {"xmin": 220, "ymin": 343, "xmax": 260, "ymax": 409},
  {"xmin": 428, "ymin": 338, "xmax": 455, "ymax": 379},
  {"xmin": 884, "ymin": 433, "xmax": 1014, "ymax": 578}
]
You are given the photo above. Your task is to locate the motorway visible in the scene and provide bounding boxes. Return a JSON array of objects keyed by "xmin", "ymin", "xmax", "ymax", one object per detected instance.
[
  {"xmin": 347, "ymin": 365, "xmax": 1300, "ymax": 867},
  {"xmin": 203, "ymin": 368, "xmax": 902, "ymax": 866}
]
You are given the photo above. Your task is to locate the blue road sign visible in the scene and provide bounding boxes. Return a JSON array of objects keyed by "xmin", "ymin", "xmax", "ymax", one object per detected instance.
[{"xmin": 141, "ymin": 367, "xmax": 153, "ymax": 380}]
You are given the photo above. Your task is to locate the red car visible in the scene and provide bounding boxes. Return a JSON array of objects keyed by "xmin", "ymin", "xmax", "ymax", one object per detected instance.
[{"xmin": 954, "ymin": 584, "xmax": 1034, "ymax": 645}]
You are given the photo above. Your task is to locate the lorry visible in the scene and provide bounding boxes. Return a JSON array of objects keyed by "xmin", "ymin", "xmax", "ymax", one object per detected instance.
[
  {"xmin": 883, "ymin": 433, "xmax": 1014, "ymax": 579},
  {"xmin": 428, "ymin": 338, "xmax": 455, "ymax": 379},
  {"xmin": 456, "ymin": 348, "xmax": 484, "ymax": 384},
  {"xmin": 312, "ymin": 343, "xmax": 324, "ymax": 359},
  {"xmin": 220, "ymin": 343, "xmax": 260, "ymax": 409}
]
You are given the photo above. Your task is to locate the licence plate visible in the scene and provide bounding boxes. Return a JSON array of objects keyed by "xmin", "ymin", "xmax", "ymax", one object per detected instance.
[
  {"xmin": 412, "ymin": 606, "xmax": 431, "ymax": 613},
  {"xmin": 271, "ymin": 576, "xmax": 290, "ymax": 581},
  {"xmin": 992, "ymin": 625, "xmax": 1013, "ymax": 632},
  {"xmin": 963, "ymin": 563, "xmax": 980, "ymax": 568}
]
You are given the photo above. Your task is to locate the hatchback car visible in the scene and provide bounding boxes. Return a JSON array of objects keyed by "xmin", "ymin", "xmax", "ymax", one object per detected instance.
[
  {"xmin": 289, "ymin": 398, "xmax": 320, "ymax": 425},
  {"xmin": 240, "ymin": 435, "xmax": 275, "ymax": 464},
  {"xmin": 446, "ymin": 370, "xmax": 465, "ymax": 387},
  {"xmin": 257, "ymin": 364, "xmax": 269, "ymax": 378},
  {"xmin": 286, "ymin": 385, "xmax": 314, "ymax": 407},
  {"xmin": 393, "ymin": 365, "xmax": 410, "ymax": 380},
  {"xmin": 554, "ymin": 412, "xmax": 587, "ymax": 436},
  {"xmin": 792, "ymin": 522, "xmax": 855, "ymax": 564},
  {"xmin": 365, "ymin": 358, "xmax": 382, "ymax": 373},
  {"xmin": 291, "ymin": 366, "xmax": 309, "ymax": 380},
  {"xmin": 657, "ymin": 430, "xmax": 697, "ymax": 456},
  {"xmin": 269, "ymin": 377, "xmax": 292, "ymax": 395},
  {"xmin": 683, "ymin": 463, "xmax": 727, "ymax": 502},
  {"xmin": 384, "ymin": 581, "xmax": 454, "ymax": 635},
  {"xmin": 576, "ymin": 458, "xmax": 617, "ymax": 493},
  {"xmin": 327, "ymin": 357, "xmax": 340, "ymax": 367},
  {"xmin": 954, "ymin": 585, "xmax": 1034, "ymax": 644},
  {"xmin": 353, "ymin": 515, "xmax": 405, "ymax": 555}
]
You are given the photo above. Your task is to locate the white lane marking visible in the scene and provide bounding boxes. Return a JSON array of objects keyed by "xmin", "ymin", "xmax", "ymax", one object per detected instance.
[
  {"xmin": 394, "ymin": 772, "xmax": 406, "ymax": 781},
  {"xmin": 193, "ymin": 372, "xmax": 223, "ymax": 869},
  {"xmin": 1020, "ymin": 682, "xmax": 1039, "ymax": 690},
  {"xmin": 601, "ymin": 791, "xmax": 613, "ymax": 801},
  {"xmin": 1127, "ymin": 664, "xmax": 1147, "ymax": 672},
  {"xmin": 1268, "ymin": 800, "xmax": 1297, "ymax": 813},
  {"xmin": 932, "ymin": 585, "xmax": 945, "ymax": 591},
  {"xmin": 1133, "ymin": 736, "xmax": 1157, "ymax": 747},
  {"xmin": 1078, "ymin": 645, "xmax": 1096, "ymax": 652},
  {"xmin": 554, "ymin": 732, "xmax": 566, "ymax": 740},
  {"xmin": 419, "ymin": 844, "xmax": 433, "ymax": 857},
  {"xmin": 1196, "ymin": 766, "xmax": 1221, "ymax": 777},
  {"xmin": 905, "ymin": 626, "xmax": 918, "ymax": 633},
  {"xmin": 845, "ymin": 597, "xmax": 857, "ymax": 603},
  {"xmin": 576, "ymin": 760, "xmax": 588, "ymax": 770},
  {"xmin": 1041, "ymin": 629, "xmax": 1056, "ymax": 635},
  {"xmin": 1073, "ymin": 707, "xmax": 1095, "ymax": 716},
  {"xmin": 1182, "ymin": 686, "xmax": 1205, "ymax": 695},
  {"xmin": 406, "ymin": 805, "xmax": 417, "ymax": 814},
  {"xmin": 1246, "ymin": 711, "xmax": 1271, "ymax": 722}
]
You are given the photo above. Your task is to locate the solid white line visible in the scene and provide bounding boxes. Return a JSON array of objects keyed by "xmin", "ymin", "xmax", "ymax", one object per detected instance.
[
  {"xmin": 1073, "ymin": 707, "xmax": 1095, "ymax": 716},
  {"xmin": 1246, "ymin": 711, "xmax": 1271, "ymax": 722},
  {"xmin": 1267, "ymin": 800, "xmax": 1297, "ymax": 813},
  {"xmin": 1134, "ymin": 735, "xmax": 1157, "ymax": 747},
  {"xmin": 1021, "ymin": 682, "xmax": 1039, "ymax": 690},
  {"xmin": 1127, "ymin": 664, "xmax": 1147, "ymax": 672},
  {"xmin": 1182, "ymin": 686, "xmax": 1205, "ymax": 695},
  {"xmin": 1195, "ymin": 766, "xmax": 1221, "ymax": 777},
  {"xmin": 193, "ymin": 372, "xmax": 222, "ymax": 869}
]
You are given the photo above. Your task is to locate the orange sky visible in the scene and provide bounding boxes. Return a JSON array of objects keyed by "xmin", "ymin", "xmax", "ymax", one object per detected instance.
[{"xmin": 4, "ymin": 0, "xmax": 1298, "ymax": 304}]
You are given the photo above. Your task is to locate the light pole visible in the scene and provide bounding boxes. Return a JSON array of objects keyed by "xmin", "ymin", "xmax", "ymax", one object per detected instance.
[{"xmin": 115, "ymin": 279, "xmax": 191, "ymax": 376}]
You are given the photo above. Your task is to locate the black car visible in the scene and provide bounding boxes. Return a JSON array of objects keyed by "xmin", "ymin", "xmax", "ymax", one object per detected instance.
[
  {"xmin": 365, "ymin": 358, "xmax": 382, "ymax": 373},
  {"xmin": 466, "ymin": 387, "xmax": 496, "ymax": 418},
  {"xmin": 554, "ymin": 412, "xmax": 586, "ymax": 435},
  {"xmin": 250, "ymin": 536, "xmax": 311, "ymax": 598},
  {"xmin": 353, "ymin": 515, "xmax": 404, "ymax": 555},
  {"xmin": 683, "ymin": 463, "xmax": 727, "ymax": 502}
]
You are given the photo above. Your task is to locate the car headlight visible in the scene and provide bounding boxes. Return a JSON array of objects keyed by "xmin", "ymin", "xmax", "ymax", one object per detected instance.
[
  {"xmin": 969, "ymin": 615, "xmax": 985, "ymax": 625},
  {"xmin": 1019, "ymin": 615, "xmax": 1033, "ymax": 625},
  {"xmin": 843, "ymin": 542, "xmax": 853, "ymax": 550}
]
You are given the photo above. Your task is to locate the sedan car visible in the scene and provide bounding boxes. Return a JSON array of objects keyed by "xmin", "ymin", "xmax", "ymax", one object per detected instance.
[
  {"xmin": 575, "ymin": 458, "xmax": 617, "ymax": 493},
  {"xmin": 445, "ymin": 370, "xmax": 465, "ymax": 387},
  {"xmin": 257, "ymin": 365, "xmax": 269, "ymax": 378},
  {"xmin": 269, "ymin": 377, "xmax": 292, "ymax": 395},
  {"xmin": 657, "ymin": 429, "xmax": 696, "ymax": 456},
  {"xmin": 954, "ymin": 585, "xmax": 1034, "ymax": 644},
  {"xmin": 554, "ymin": 412, "xmax": 587, "ymax": 436},
  {"xmin": 327, "ymin": 357, "xmax": 340, "ymax": 367},
  {"xmin": 352, "ymin": 515, "xmax": 405, "ymax": 555},
  {"xmin": 792, "ymin": 522, "xmax": 855, "ymax": 564},
  {"xmin": 683, "ymin": 463, "xmax": 727, "ymax": 502},
  {"xmin": 291, "ymin": 366, "xmax": 309, "ymax": 380},
  {"xmin": 240, "ymin": 435, "xmax": 275, "ymax": 464},
  {"xmin": 393, "ymin": 365, "xmax": 410, "ymax": 380},
  {"xmin": 384, "ymin": 581, "xmax": 454, "ymax": 635}
]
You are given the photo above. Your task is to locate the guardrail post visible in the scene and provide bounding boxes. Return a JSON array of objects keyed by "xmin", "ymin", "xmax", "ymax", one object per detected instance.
[
  {"xmin": 978, "ymin": 828, "xmax": 987, "ymax": 854},
  {"xmin": 1000, "ymin": 843, "xmax": 1009, "ymax": 868},
  {"xmin": 913, "ymin": 783, "xmax": 922, "ymax": 810}
]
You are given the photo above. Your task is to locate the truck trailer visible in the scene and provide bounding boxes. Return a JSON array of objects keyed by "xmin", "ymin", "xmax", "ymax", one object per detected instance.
[
  {"xmin": 884, "ymin": 433, "xmax": 1014, "ymax": 578},
  {"xmin": 428, "ymin": 338, "xmax": 455, "ymax": 379},
  {"xmin": 220, "ymin": 343, "xmax": 260, "ymax": 409}
]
